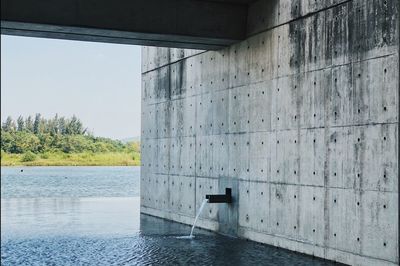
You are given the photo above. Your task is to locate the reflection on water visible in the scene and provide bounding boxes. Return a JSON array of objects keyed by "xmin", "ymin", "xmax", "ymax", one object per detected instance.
[
  {"xmin": 1, "ymin": 166, "xmax": 140, "ymax": 198},
  {"xmin": 1, "ymin": 167, "xmax": 337, "ymax": 265},
  {"xmin": 1, "ymin": 197, "xmax": 140, "ymax": 238}
]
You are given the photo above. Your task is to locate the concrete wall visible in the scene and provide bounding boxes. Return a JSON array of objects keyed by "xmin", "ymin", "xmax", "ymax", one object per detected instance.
[{"xmin": 140, "ymin": 0, "xmax": 399, "ymax": 265}]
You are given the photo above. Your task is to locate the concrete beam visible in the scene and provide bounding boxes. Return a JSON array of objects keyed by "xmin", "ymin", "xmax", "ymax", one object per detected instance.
[{"xmin": 1, "ymin": 0, "xmax": 248, "ymax": 50}]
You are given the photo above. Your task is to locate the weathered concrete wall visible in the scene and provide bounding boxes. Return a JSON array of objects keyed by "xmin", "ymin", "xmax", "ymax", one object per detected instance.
[{"xmin": 141, "ymin": 0, "xmax": 399, "ymax": 265}]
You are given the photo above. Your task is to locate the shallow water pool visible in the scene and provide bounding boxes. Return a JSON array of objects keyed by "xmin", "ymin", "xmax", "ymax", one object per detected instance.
[{"xmin": 1, "ymin": 167, "xmax": 337, "ymax": 265}]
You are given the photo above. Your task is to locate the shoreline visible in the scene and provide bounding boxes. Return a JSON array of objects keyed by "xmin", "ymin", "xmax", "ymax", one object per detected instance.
[{"xmin": 1, "ymin": 152, "xmax": 140, "ymax": 167}]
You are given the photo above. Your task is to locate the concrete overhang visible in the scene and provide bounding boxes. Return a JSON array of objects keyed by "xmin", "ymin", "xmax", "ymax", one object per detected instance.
[{"xmin": 1, "ymin": 0, "xmax": 256, "ymax": 50}]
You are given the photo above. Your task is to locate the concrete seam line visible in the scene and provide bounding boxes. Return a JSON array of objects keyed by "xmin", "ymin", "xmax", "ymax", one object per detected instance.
[{"xmin": 246, "ymin": 0, "xmax": 353, "ymax": 39}]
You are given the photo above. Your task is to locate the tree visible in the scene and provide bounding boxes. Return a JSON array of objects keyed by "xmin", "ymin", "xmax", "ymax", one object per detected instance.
[
  {"xmin": 17, "ymin": 116, "xmax": 25, "ymax": 131},
  {"xmin": 33, "ymin": 113, "xmax": 41, "ymax": 134},
  {"xmin": 2, "ymin": 116, "xmax": 16, "ymax": 132},
  {"xmin": 51, "ymin": 114, "xmax": 59, "ymax": 135},
  {"xmin": 25, "ymin": 116, "xmax": 34, "ymax": 132},
  {"xmin": 57, "ymin": 117, "xmax": 65, "ymax": 135}
]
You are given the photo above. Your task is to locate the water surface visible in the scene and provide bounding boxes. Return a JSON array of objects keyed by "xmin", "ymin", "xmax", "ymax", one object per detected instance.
[{"xmin": 1, "ymin": 166, "xmax": 337, "ymax": 265}]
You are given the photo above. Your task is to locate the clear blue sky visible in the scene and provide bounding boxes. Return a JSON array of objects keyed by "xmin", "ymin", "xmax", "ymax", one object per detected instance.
[{"xmin": 1, "ymin": 35, "xmax": 141, "ymax": 140}]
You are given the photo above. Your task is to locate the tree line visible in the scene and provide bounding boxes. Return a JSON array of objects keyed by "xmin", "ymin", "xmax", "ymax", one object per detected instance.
[
  {"xmin": 1, "ymin": 114, "xmax": 139, "ymax": 155},
  {"xmin": 2, "ymin": 114, "xmax": 86, "ymax": 135}
]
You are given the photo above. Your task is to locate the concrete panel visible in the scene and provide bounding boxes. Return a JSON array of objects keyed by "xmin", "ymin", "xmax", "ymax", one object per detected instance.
[
  {"xmin": 249, "ymin": 132, "xmax": 272, "ymax": 182},
  {"xmin": 299, "ymin": 128, "xmax": 325, "ymax": 187},
  {"xmin": 229, "ymin": 86, "xmax": 250, "ymax": 133},
  {"xmin": 249, "ymin": 80, "xmax": 274, "ymax": 132}
]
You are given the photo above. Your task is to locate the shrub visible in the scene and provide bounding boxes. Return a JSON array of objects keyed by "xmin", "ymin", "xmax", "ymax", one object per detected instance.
[
  {"xmin": 40, "ymin": 153, "xmax": 50, "ymax": 159},
  {"xmin": 21, "ymin": 151, "xmax": 36, "ymax": 162}
]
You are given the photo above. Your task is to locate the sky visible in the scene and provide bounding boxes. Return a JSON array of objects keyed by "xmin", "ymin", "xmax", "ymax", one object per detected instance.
[{"xmin": 1, "ymin": 35, "xmax": 142, "ymax": 140}]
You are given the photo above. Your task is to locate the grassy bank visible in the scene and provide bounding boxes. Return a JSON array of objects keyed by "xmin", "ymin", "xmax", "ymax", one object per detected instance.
[{"xmin": 1, "ymin": 151, "xmax": 140, "ymax": 166}]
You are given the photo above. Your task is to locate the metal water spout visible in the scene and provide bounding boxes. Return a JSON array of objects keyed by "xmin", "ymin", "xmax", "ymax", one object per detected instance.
[{"xmin": 205, "ymin": 188, "xmax": 232, "ymax": 203}]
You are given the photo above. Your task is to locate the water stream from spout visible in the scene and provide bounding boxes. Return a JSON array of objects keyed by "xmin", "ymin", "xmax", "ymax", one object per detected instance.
[
  {"xmin": 189, "ymin": 199, "xmax": 208, "ymax": 238},
  {"xmin": 177, "ymin": 198, "xmax": 208, "ymax": 239}
]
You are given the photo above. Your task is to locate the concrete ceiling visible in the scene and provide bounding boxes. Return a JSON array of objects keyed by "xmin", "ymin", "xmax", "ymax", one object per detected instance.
[
  {"xmin": 1, "ymin": 0, "xmax": 255, "ymax": 49},
  {"xmin": 197, "ymin": 0, "xmax": 256, "ymax": 4}
]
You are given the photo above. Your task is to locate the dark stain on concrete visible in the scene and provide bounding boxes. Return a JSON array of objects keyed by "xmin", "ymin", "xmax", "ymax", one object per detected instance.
[{"xmin": 289, "ymin": 19, "xmax": 306, "ymax": 71}]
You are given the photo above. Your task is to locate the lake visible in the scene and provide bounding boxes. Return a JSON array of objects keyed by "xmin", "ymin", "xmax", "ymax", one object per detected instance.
[{"xmin": 1, "ymin": 166, "xmax": 336, "ymax": 265}]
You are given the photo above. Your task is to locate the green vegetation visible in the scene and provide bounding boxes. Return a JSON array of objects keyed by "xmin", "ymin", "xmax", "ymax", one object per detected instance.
[{"xmin": 1, "ymin": 114, "xmax": 140, "ymax": 166}]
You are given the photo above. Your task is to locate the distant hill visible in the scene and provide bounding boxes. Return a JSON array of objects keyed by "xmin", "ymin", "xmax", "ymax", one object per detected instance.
[{"xmin": 120, "ymin": 136, "xmax": 140, "ymax": 143}]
